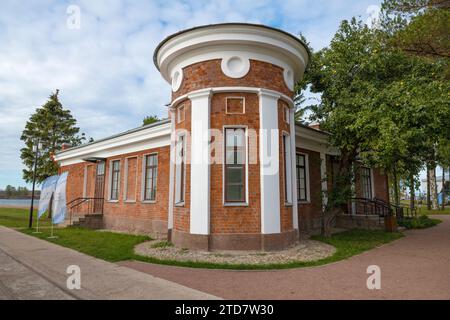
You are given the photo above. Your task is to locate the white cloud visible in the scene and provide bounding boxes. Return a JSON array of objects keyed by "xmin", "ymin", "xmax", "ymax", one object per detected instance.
[{"xmin": 0, "ymin": 0, "xmax": 382, "ymax": 187}]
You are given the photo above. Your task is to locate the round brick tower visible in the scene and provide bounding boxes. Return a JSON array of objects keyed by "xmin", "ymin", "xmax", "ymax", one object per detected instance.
[{"xmin": 154, "ymin": 23, "xmax": 309, "ymax": 251}]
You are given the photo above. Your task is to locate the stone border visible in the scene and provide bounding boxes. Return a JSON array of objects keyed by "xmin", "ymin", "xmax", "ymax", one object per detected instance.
[{"xmin": 134, "ymin": 239, "xmax": 336, "ymax": 266}]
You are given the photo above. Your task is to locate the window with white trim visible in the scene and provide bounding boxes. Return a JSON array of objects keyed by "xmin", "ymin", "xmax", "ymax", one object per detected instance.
[
  {"xmin": 175, "ymin": 135, "xmax": 185, "ymax": 204},
  {"xmin": 224, "ymin": 128, "xmax": 246, "ymax": 203},
  {"xmin": 177, "ymin": 105, "xmax": 185, "ymax": 123},
  {"xmin": 143, "ymin": 154, "xmax": 158, "ymax": 201},
  {"xmin": 110, "ymin": 160, "xmax": 120, "ymax": 200},
  {"xmin": 361, "ymin": 167, "xmax": 373, "ymax": 199},
  {"xmin": 296, "ymin": 154, "xmax": 308, "ymax": 202},
  {"xmin": 283, "ymin": 133, "xmax": 292, "ymax": 204}
]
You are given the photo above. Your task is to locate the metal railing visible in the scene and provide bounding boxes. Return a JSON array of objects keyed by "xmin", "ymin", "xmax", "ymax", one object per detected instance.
[
  {"xmin": 347, "ymin": 197, "xmax": 393, "ymax": 221},
  {"xmin": 67, "ymin": 197, "xmax": 104, "ymax": 225},
  {"xmin": 390, "ymin": 203, "xmax": 419, "ymax": 219}
]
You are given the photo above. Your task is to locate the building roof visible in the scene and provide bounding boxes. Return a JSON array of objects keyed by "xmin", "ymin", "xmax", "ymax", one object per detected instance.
[
  {"xmin": 55, "ymin": 118, "xmax": 170, "ymax": 155},
  {"xmin": 153, "ymin": 22, "xmax": 311, "ymax": 72}
]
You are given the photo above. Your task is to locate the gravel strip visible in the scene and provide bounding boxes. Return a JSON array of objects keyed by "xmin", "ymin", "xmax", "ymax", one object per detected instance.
[{"xmin": 134, "ymin": 240, "xmax": 336, "ymax": 265}]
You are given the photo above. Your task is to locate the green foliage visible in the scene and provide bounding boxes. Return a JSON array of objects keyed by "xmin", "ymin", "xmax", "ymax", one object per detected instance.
[
  {"xmin": 142, "ymin": 115, "xmax": 161, "ymax": 126},
  {"xmin": 20, "ymin": 90, "xmax": 86, "ymax": 183},
  {"xmin": 380, "ymin": 0, "xmax": 450, "ymax": 59},
  {"xmin": 397, "ymin": 215, "xmax": 441, "ymax": 228}
]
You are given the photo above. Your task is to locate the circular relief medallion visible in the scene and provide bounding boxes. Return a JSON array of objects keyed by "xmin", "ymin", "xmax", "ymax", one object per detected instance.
[
  {"xmin": 283, "ymin": 68, "xmax": 294, "ymax": 91},
  {"xmin": 171, "ymin": 68, "xmax": 183, "ymax": 92},
  {"xmin": 221, "ymin": 55, "xmax": 250, "ymax": 79}
]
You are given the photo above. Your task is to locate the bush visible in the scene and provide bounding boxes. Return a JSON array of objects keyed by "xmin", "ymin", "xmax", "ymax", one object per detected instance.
[{"xmin": 398, "ymin": 215, "xmax": 441, "ymax": 229}]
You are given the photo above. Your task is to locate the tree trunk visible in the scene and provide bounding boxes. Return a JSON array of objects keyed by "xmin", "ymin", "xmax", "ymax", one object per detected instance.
[
  {"xmin": 320, "ymin": 151, "xmax": 354, "ymax": 237},
  {"xmin": 429, "ymin": 165, "xmax": 439, "ymax": 210},
  {"xmin": 442, "ymin": 167, "xmax": 446, "ymax": 210},
  {"xmin": 409, "ymin": 174, "xmax": 415, "ymax": 210},
  {"xmin": 426, "ymin": 167, "xmax": 431, "ymax": 210},
  {"xmin": 393, "ymin": 168, "xmax": 400, "ymax": 207}
]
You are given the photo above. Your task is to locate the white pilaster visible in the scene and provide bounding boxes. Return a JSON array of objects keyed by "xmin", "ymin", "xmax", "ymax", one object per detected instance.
[
  {"xmin": 189, "ymin": 89, "xmax": 212, "ymax": 235},
  {"xmin": 320, "ymin": 152, "xmax": 328, "ymax": 210},
  {"xmin": 168, "ymin": 109, "xmax": 176, "ymax": 230},
  {"xmin": 258, "ymin": 89, "xmax": 281, "ymax": 234},
  {"xmin": 289, "ymin": 108, "xmax": 298, "ymax": 229}
]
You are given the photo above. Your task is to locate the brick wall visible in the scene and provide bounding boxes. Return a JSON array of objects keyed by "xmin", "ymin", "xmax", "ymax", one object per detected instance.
[
  {"xmin": 296, "ymin": 148, "xmax": 323, "ymax": 233},
  {"xmin": 209, "ymin": 92, "xmax": 261, "ymax": 234},
  {"xmin": 278, "ymin": 100, "xmax": 294, "ymax": 232},
  {"xmin": 172, "ymin": 99, "xmax": 191, "ymax": 233},
  {"xmin": 173, "ymin": 59, "xmax": 293, "ymax": 100},
  {"xmin": 61, "ymin": 145, "xmax": 170, "ymax": 236}
]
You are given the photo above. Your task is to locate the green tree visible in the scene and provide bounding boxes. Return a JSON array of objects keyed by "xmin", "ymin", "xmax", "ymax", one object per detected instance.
[
  {"xmin": 20, "ymin": 90, "xmax": 86, "ymax": 183},
  {"xmin": 142, "ymin": 115, "xmax": 160, "ymax": 126},
  {"xmin": 381, "ymin": 0, "xmax": 450, "ymax": 59},
  {"xmin": 5, "ymin": 185, "xmax": 16, "ymax": 198},
  {"xmin": 299, "ymin": 17, "xmax": 449, "ymax": 234}
]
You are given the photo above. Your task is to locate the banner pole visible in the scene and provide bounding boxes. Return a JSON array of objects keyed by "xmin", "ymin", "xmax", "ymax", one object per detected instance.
[{"xmin": 33, "ymin": 215, "xmax": 42, "ymax": 234}]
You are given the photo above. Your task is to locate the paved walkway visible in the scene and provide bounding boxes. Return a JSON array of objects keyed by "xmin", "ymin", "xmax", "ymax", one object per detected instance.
[
  {"xmin": 119, "ymin": 215, "xmax": 450, "ymax": 300},
  {"xmin": 0, "ymin": 226, "xmax": 219, "ymax": 300}
]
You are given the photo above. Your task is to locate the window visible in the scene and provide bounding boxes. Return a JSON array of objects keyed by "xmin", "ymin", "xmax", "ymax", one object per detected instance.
[
  {"xmin": 283, "ymin": 134, "xmax": 292, "ymax": 204},
  {"xmin": 296, "ymin": 154, "xmax": 308, "ymax": 202},
  {"xmin": 175, "ymin": 135, "xmax": 185, "ymax": 204},
  {"xmin": 110, "ymin": 160, "xmax": 120, "ymax": 200},
  {"xmin": 177, "ymin": 105, "xmax": 185, "ymax": 123},
  {"xmin": 143, "ymin": 154, "xmax": 158, "ymax": 201},
  {"xmin": 361, "ymin": 167, "xmax": 373, "ymax": 199},
  {"xmin": 284, "ymin": 105, "xmax": 290, "ymax": 124},
  {"xmin": 226, "ymin": 97, "xmax": 245, "ymax": 114},
  {"xmin": 224, "ymin": 128, "xmax": 246, "ymax": 203}
]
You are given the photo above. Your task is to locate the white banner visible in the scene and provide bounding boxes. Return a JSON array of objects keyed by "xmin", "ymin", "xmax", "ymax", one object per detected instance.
[
  {"xmin": 52, "ymin": 172, "xmax": 68, "ymax": 225},
  {"xmin": 37, "ymin": 175, "xmax": 59, "ymax": 219}
]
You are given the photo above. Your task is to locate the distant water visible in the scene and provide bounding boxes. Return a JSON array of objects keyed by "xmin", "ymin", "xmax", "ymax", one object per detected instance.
[{"xmin": 0, "ymin": 199, "xmax": 39, "ymax": 207}]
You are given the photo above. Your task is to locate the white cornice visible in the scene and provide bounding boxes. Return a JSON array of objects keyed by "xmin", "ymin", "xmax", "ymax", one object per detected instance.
[
  {"xmin": 155, "ymin": 24, "xmax": 309, "ymax": 91},
  {"xmin": 172, "ymin": 86, "xmax": 294, "ymax": 108},
  {"xmin": 54, "ymin": 122, "xmax": 171, "ymax": 165}
]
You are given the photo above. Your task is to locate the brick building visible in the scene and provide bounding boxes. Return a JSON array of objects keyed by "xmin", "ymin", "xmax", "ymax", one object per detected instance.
[{"xmin": 54, "ymin": 23, "xmax": 390, "ymax": 251}]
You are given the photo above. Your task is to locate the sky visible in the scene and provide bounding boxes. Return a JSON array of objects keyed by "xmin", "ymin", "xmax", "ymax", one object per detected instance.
[{"xmin": 0, "ymin": 0, "xmax": 388, "ymax": 189}]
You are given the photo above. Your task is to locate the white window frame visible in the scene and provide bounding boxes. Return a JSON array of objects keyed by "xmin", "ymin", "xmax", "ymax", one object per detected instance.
[
  {"xmin": 141, "ymin": 152, "xmax": 158, "ymax": 203},
  {"xmin": 282, "ymin": 132, "xmax": 293, "ymax": 205},
  {"xmin": 284, "ymin": 105, "xmax": 290, "ymax": 124},
  {"xmin": 177, "ymin": 104, "xmax": 185, "ymax": 123},
  {"xmin": 174, "ymin": 132, "xmax": 186, "ymax": 206},
  {"xmin": 296, "ymin": 152, "xmax": 311, "ymax": 203},
  {"xmin": 108, "ymin": 158, "xmax": 121, "ymax": 202},
  {"xmin": 225, "ymin": 97, "xmax": 245, "ymax": 115},
  {"xmin": 222, "ymin": 125, "xmax": 249, "ymax": 206},
  {"xmin": 123, "ymin": 156, "xmax": 138, "ymax": 203}
]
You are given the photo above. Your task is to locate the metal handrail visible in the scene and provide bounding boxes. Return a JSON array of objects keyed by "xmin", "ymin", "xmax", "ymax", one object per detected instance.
[
  {"xmin": 68, "ymin": 197, "xmax": 104, "ymax": 225},
  {"xmin": 347, "ymin": 197, "xmax": 393, "ymax": 221}
]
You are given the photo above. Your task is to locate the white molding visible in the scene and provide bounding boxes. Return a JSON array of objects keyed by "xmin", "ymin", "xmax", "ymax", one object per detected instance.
[
  {"xmin": 221, "ymin": 54, "xmax": 250, "ymax": 78},
  {"xmin": 168, "ymin": 110, "xmax": 176, "ymax": 230},
  {"xmin": 189, "ymin": 90, "xmax": 211, "ymax": 235},
  {"xmin": 259, "ymin": 90, "xmax": 281, "ymax": 234},
  {"xmin": 171, "ymin": 67, "xmax": 183, "ymax": 92},
  {"xmin": 155, "ymin": 24, "xmax": 309, "ymax": 86},
  {"xmin": 171, "ymin": 86, "xmax": 293, "ymax": 108},
  {"xmin": 283, "ymin": 68, "xmax": 294, "ymax": 91},
  {"xmin": 54, "ymin": 122, "xmax": 171, "ymax": 165}
]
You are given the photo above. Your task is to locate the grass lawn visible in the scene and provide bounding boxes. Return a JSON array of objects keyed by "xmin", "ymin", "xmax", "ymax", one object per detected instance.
[
  {"xmin": 0, "ymin": 207, "xmax": 404, "ymax": 270},
  {"xmin": 0, "ymin": 207, "xmax": 52, "ymax": 228}
]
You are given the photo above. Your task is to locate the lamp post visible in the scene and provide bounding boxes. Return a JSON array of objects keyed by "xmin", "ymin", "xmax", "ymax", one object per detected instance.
[{"xmin": 28, "ymin": 139, "xmax": 41, "ymax": 229}]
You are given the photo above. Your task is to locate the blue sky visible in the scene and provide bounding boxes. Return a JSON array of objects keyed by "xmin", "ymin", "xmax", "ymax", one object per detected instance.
[{"xmin": 0, "ymin": 0, "xmax": 385, "ymax": 189}]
